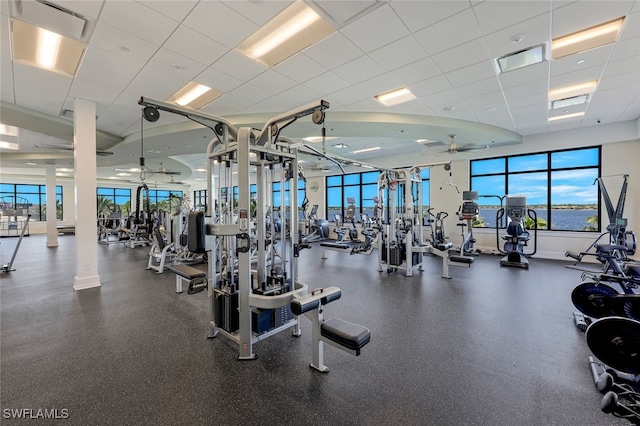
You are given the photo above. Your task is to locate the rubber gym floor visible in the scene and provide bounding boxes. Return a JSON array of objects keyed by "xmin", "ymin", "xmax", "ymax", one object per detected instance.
[{"xmin": 0, "ymin": 235, "xmax": 629, "ymax": 425}]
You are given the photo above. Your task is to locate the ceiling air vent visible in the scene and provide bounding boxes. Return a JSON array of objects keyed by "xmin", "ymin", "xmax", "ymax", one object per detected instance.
[{"xmin": 9, "ymin": 0, "xmax": 91, "ymax": 41}]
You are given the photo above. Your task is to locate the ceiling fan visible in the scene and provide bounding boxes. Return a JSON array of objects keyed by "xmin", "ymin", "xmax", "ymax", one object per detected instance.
[
  {"xmin": 34, "ymin": 143, "xmax": 114, "ymax": 156},
  {"xmin": 422, "ymin": 134, "xmax": 490, "ymax": 156}
]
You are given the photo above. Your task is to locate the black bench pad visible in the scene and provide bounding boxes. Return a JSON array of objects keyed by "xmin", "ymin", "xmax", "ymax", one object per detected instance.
[
  {"xmin": 169, "ymin": 264, "xmax": 206, "ymax": 279},
  {"xmin": 321, "ymin": 318, "xmax": 370, "ymax": 353},
  {"xmin": 449, "ymin": 255, "xmax": 474, "ymax": 264}
]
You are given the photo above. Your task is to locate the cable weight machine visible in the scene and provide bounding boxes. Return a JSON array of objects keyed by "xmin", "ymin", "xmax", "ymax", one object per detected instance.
[
  {"xmin": 377, "ymin": 167, "xmax": 430, "ymax": 276},
  {"xmin": 138, "ymin": 96, "xmax": 329, "ymax": 360}
]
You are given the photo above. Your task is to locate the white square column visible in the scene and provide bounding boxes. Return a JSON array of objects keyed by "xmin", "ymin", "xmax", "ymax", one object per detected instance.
[{"xmin": 73, "ymin": 98, "xmax": 101, "ymax": 290}]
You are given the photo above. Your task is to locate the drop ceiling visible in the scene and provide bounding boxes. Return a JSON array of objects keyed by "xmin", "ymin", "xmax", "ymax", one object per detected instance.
[{"xmin": 1, "ymin": 0, "xmax": 638, "ymax": 184}]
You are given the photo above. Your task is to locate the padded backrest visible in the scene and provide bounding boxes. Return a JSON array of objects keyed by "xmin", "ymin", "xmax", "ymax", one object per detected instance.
[
  {"xmin": 188, "ymin": 211, "xmax": 206, "ymax": 253},
  {"xmin": 154, "ymin": 227, "xmax": 166, "ymax": 250}
]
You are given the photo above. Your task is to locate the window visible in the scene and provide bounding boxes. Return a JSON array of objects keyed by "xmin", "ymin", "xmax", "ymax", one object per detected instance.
[
  {"xmin": 470, "ymin": 146, "xmax": 600, "ymax": 231},
  {"xmin": 193, "ymin": 190, "xmax": 207, "ymax": 211},
  {"xmin": 0, "ymin": 184, "xmax": 62, "ymax": 221},
  {"xmin": 326, "ymin": 171, "xmax": 382, "ymax": 221},
  {"xmin": 97, "ymin": 188, "xmax": 131, "ymax": 216}
]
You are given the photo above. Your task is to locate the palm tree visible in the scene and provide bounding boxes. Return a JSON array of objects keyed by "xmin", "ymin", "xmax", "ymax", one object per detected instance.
[
  {"xmin": 96, "ymin": 195, "xmax": 114, "ymax": 216},
  {"xmin": 41, "ymin": 199, "xmax": 63, "ymax": 220},
  {"xmin": 584, "ymin": 214, "xmax": 598, "ymax": 231}
]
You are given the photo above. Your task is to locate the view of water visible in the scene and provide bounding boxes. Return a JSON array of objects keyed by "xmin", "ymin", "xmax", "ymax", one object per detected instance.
[{"xmin": 477, "ymin": 208, "xmax": 598, "ymax": 231}]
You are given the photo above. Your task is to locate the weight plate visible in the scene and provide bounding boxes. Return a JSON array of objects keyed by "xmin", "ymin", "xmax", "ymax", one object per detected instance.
[
  {"xmin": 586, "ymin": 316, "xmax": 640, "ymax": 374},
  {"xmin": 571, "ymin": 282, "xmax": 618, "ymax": 318},
  {"xmin": 143, "ymin": 106, "xmax": 160, "ymax": 122}
]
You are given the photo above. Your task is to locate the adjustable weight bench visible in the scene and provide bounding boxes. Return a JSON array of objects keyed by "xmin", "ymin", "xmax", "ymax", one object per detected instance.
[
  {"xmin": 168, "ymin": 264, "xmax": 207, "ymax": 294},
  {"xmin": 291, "ymin": 286, "xmax": 371, "ymax": 372}
]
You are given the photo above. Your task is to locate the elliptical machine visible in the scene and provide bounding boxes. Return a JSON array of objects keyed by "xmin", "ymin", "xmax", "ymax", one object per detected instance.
[
  {"xmin": 496, "ymin": 195, "xmax": 537, "ymax": 269},
  {"xmin": 456, "ymin": 190, "xmax": 479, "ymax": 256}
]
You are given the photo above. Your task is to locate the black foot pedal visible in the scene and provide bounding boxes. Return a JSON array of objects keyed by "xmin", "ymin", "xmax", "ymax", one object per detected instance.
[{"xmin": 573, "ymin": 311, "xmax": 592, "ymax": 332}]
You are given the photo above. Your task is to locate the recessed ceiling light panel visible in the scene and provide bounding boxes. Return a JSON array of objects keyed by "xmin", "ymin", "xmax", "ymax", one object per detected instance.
[
  {"xmin": 374, "ymin": 87, "xmax": 416, "ymax": 107},
  {"xmin": 552, "ymin": 17, "xmax": 624, "ymax": 59}
]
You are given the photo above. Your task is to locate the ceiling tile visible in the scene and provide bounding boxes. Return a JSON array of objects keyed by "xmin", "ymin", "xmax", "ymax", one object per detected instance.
[
  {"xmin": 89, "ymin": 22, "xmax": 159, "ymax": 65},
  {"xmin": 304, "ymin": 72, "xmax": 351, "ymax": 96},
  {"xmin": 211, "ymin": 51, "xmax": 267, "ymax": 82},
  {"xmin": 303, "ymin": 32, "xmax": 363, "ymax": 70},
  {"xmin": 445, "ymin": 61, "xmax": 497, "ymax": 87},
  {"xmin": 432, "ymin": 39, "xmax": 490, "ymax": 73},
  {"xmin": 183, "ymin": 1, "xmax": 257, "ymax": 49},
  {"xmin": 195, "ymin": 68, "xmax": 243, "ymax": 93},
  {"xmin": 414, "ymin": 9, "xmax": 481, "ymax": 55},
  {"xmin": 603, "ymin": 56, "xmax": 640, "ymax": 78},
  {"xmin": 279, "ymin": 84, "xmax": 323, "ymax": 106},
  {"xmin": 333, "ymin": 55, "xmax": 385, "ymax": 85},
  {"xmin": 201, "ymin": 94, "xmax": 246, "ymax": 117},
  {"xmin": 274, "ymin": 54, "xmax": 327, "ymax": 84},
  {"xmin": 387, "ymin": 57, "xmax": 442, "ymax": 86},
  {"xmin": 162, "ymin": 25, "xmax": 228, "ymax": 67},
  {"xmin": 590, "ymin": 85, "xmax": 639, "ymax": 104},
  {"xmin": 340, "ymin": 4, "xmax": 409, "ymax": 53},
  {"xmin": 80, "ymin": 46, "xmax": 144, "ymax": 81},
  {"xmin": 482, "ymin": 13, "xmax": 551, "ymax": 58},
  {"xmin": 411, "ymin": 75, "xmax": 453, "ymax": 98},
  {"xmin": 13, "ymin": 64, "xmax": 71, "ymax": 115},
  {"xmin": 472, "ymin": 1, "xmax": 550, "ymax": 35},
  {"xmin": 618, "ymin": 100, "xmax": 640, "ymax": 121},
  {"xmin": 420, "ymin": 88, "xmax": 461, "ymax": 108},
  {"xmin": 455, "ymin": 76, "xmax": 502, "ymax": 98},
  {"xmin": 610, "ymin": 35, "xmax": 640, "ymax": 62},
  {"xmin": 99, "ymin": 1, "xmax": 179, "ymax": 45},
  {"xmin": 131, "ymin": 67, "xmax": 188, "ymax": 100},
  {"xmin": 137, "ymin": 0, "xmax": 198, "ymax": 23},
  {"xmin": 390, "ymin": 0, "xmax": 470, "ymax": 32},
  {"xmin": 549, "ymin": 64, "xmax": 605, "ymax": 89},
  {"xmin": 391, "ymin": 99, "xmax": 436, "ymax": 116},
  {"xmin": 69, "ymin": 78, "xmax": 119, "ymax": 106},
  {"xmin": 507, "ymin": 93, "xmax": 548, "ymax": 110},
  {"xmin": 498, "ymin": 61, "xmax": 549, "ymax": 89},
  {"xmin": 502, "ymin": 78, "xmax": 548, "ymax": 99},
  {"xmin": 368, "ymin": 36, "xmax": 429, "ymax": 72},
  {"xmin": 146, "ymin": 48, "xmax": 206, "ymax": 81},
  {"xmin": 464, "ymin": 90, "xmax": 505, "ymax": 108},
  {"xmin": 619, "ymin": 10, "xmax": 640, "ymax": 40},
  {"xmin": 326, "ymin": 85, "xmax": 370, "ymax": 106},
  {"xmin": 228, "ymin": 82, "xmax": 272, "ymax": 104},
  {"xmin": 597, "ymin": 71, "xmax": 640, "ymax": 92},
  {"xmin": 345, "ymin": 97, "xmax": 389, "ymax": 113},
  {"xmin": 221, "ymin": 0, "xmax": 291, "ymax": 26},
  {"xmin": 248, "ymin": 70, "xmax": 298, "ymax": 95},
  {"xmin": 550, "ymin": 45, "xmax": 614, "ymax": 77}
]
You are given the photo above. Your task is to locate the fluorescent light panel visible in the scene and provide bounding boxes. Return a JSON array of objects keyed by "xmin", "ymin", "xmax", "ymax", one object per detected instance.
[
  {"xmin": 167, "ymin": 82, "xmax": 223, "ymax": 110},
  {"xmin": 0, "ymin": 141, "xmax": 19, "ymax": 150},
  {"xmin": 548, "ymin": 112, "xmax": 585, "ymax": 122},
  {"xmin": 352, "ymin": 147, "xmax": 381, "ymax": 154},
  {"xmin": 375, "ymin": 87, "xmax": 416, "ymax": 107},
  {"xmin": 552, "ymin": 17, "xmax": 624, "ymax": 59},
  {"xmin": 11, "ymin": 19, "xmax": 85, "ymax": 76},
  {"xmin": 549, "ymin": 80, "xmax": 597, "ymax": 101},
  {"xmin": 0, "ymin": 124, "xmax": 19, "ymax": 136},
  {"xmin": 494, "ymin": 43, "xmax": 546, "ymax": 74},
  {"xmin": 236, "ymin": 1, "xmax": 335, "ymax": 67}
]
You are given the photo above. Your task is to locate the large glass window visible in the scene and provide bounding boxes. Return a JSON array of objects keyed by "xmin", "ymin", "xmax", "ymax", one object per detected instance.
[
  {"xmin": 193, "ymin": 190, "xmax": 207, "ymax": 211},
  {"xmin": 470, "ymin": 146, "xmax": 600, "ymax": 231},
  {"xmin": 97, "ymin": 188, "xmax": 131, "ymax": 216},
  {"xmin": 0, "ymin": 184, "xmax": 62, "ymax": 221}
]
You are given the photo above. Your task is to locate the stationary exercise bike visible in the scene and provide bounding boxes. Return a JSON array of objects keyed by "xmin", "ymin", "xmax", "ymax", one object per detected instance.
[
  {"xmin": 496, "ymin": 195, "xmax": 537, "ymax": 269},
  {"xmin": 456, "ymin": 190, "xmax": 479, "ymax": 256}
]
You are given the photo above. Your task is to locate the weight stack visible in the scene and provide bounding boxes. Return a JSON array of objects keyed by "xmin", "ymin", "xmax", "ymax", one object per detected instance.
[{"xmin": 213, "ymin": 289, "xmax": 239, "ymax": 333}]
